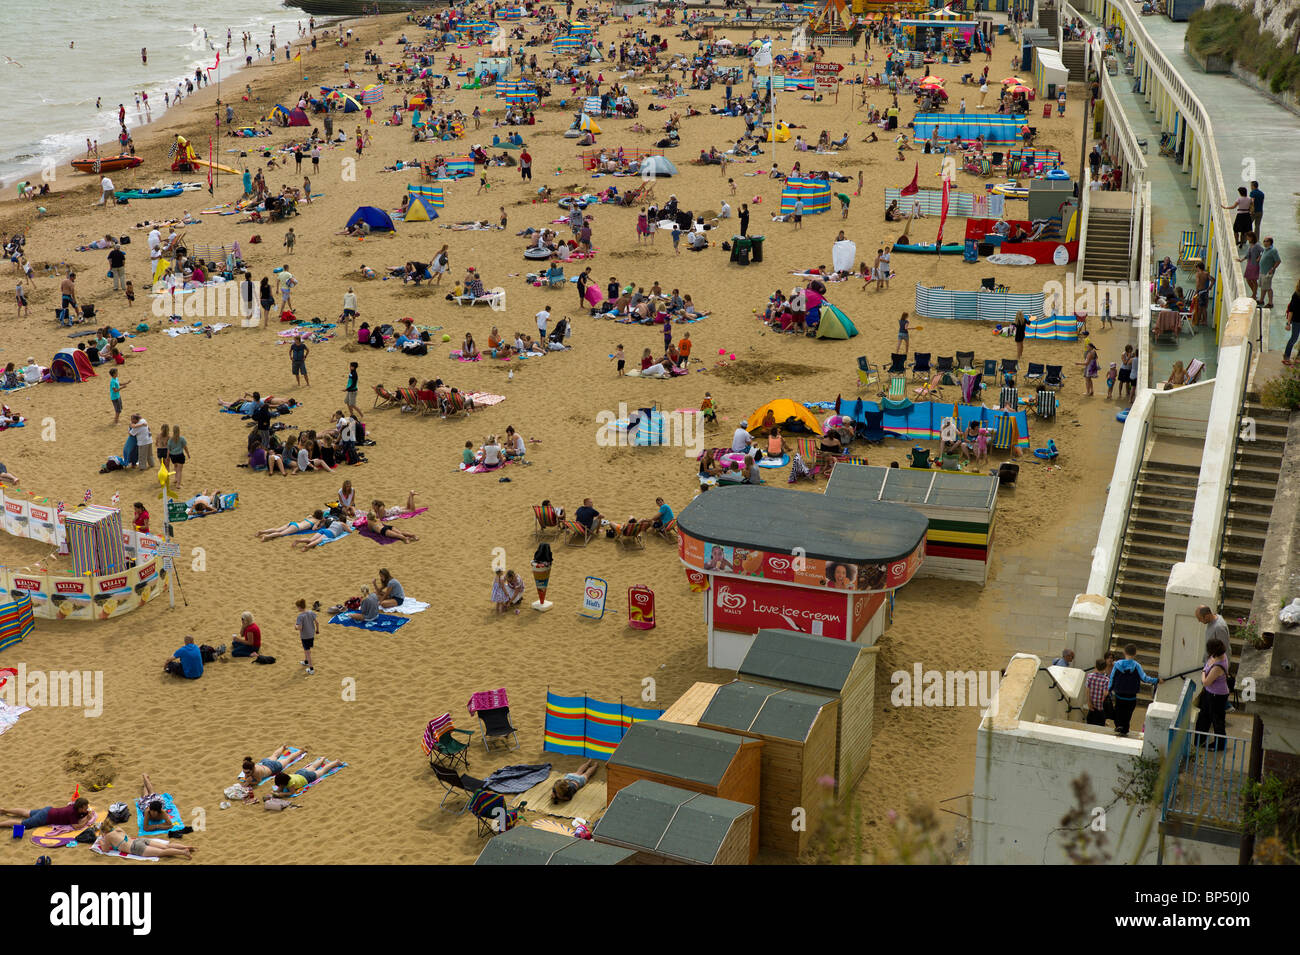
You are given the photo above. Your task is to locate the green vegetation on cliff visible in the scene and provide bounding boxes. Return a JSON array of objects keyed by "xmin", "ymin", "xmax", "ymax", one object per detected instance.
[{"xmin": 1188, "ymin": 3, "xmax": 1300, "ymax": 97}]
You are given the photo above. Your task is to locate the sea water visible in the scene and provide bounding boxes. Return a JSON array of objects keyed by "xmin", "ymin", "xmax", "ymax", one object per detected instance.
[{"xmin": 0, "ymin": 1, "xmax": 335, "ymax": 187}]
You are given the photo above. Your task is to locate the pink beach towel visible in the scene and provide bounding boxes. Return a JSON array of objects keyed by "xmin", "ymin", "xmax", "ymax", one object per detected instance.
[{"xmin": 468, "ymin": 688, "xmax": 509, "ymax": 716}]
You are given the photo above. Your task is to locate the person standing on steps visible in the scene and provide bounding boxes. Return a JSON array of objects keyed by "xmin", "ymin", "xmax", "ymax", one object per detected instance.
[{"xmin": 1108, "ymin": 643, "xmax": 1159, "ymax": 737}]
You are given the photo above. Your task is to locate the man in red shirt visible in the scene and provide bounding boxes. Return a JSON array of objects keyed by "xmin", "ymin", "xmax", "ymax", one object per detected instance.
[
  {"xmin": 519, "ymin": 148, "xmax": 532, "ymax": 182},
  {"xmin": 0, "ymin": 797, "xmax": 92, "ymax": 831}
]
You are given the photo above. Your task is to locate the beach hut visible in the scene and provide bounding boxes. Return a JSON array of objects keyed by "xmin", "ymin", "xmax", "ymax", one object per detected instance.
[
  {"xmin": 638, "ymin": 155, "xmax": 677, "ymax": 178},
  {"xmin": 593, "ymin": 780, "xmax": 755, "ymax": 865},
  {"xmin": 403, "ymin": 196, "xmax": 439, "ymax": 222},
  {"xmin": 0, "ymin": 594, "xmax": 35, "ymax": 654},
  {"xmin": 779, "ymin": 177, "xmax": 832, "ymax": 216},
  {"xmin": 737, "ymin": 630, "xmax": 878, "ymax": 797},
  {"xmin": 409, "ymin": 183, "xmax": 445, "ymax": 208},
  {"xmin": 64, "ymin": 505, "xmax": 127, "ymax": 577},
  {"xmin": 344, "ymin": 206, "xmax": 397, "ymax": 233},
  {"xmin": 815, "ymin": 302, "xmax": 859, "ymax": 339},
  {"xmin": 698, "ymin": 681, "xmax": 839, "ymax": 856},
  {"xmin": 825, "ymin": 463, "xmax": 999, "ymax": 584},
  {"xmin": 473, "ymin": 827, "xmax": 636, "ymax": 865},
  {"xmin": 659, "ymin": 682, "xmax": 723, "ymax": 726},
  {"xmin": 606, "ymin": 721, "xmax": 762, "ymax": 860},
  {"xmin": 51, "ymin": 349, "xmax": 95, "ymax": 383},
  {"xmin": 745, "ymin": 398, "xmax": 822, "ymax": 435}
]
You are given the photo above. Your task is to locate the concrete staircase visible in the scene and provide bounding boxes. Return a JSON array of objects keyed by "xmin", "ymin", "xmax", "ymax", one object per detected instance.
[
  {"xmin": 1110, "ymin": 460, "xmax": 1200, "ymax": 673},
  {"xmin": 1038, "ymin": 7, "xmax": 1060, "ymax": 34},
  {"xmin": 1080, "ymin": 208, "xmax": 1133, "ymax": 283},
  {"xmin": 1218, "ymin": 397, "xmax": 1289, "ymax": 662},
  {"xmin": 1062, "ymin": 41, "xmax": 1086, "ymax": 81}
]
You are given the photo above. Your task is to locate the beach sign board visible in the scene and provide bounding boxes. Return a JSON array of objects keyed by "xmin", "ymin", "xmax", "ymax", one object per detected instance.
[
  {"xmin": 579, "ymin": 576, "xmax": 609, "ymax": 620},
  {"xmin": 628, "ymin": 586, "xmax": 655, "ymax": 630}
]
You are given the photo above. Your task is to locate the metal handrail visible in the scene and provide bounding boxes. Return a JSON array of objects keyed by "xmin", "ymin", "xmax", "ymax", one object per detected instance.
[{"xmin": 1160, "ymin": 677, "xmax": 1196, "ymax": 822}]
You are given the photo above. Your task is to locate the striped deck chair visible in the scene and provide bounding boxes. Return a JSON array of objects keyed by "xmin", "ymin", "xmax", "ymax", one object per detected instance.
[
  {"xmin": 441, "ymin": 391, "xmax": 472, "ymax": 418},
  {"xmin": 992, "ymin": 414, "xmax": 1020, "ymax": 453},
  {"xmin": 372, "ymin": 384, "xmax": 402, "ymax": 409},
  {"xmin": 617, "ymin": 519, "xmax": 652, "ymax": 549},
  {"xmin": 562, "ymin": 518, "xmax": 595, "ymax": 546},
  {"xmin": 998, "ymin": 385, "xmax": 1019, "ymax": 411},
  {"xmin": 396, "ymin": 387, "xmax": 419, "ymax": 411},
  {"xmin": 789, "ymin": 436, "xmax": 824, "ymax": 481},
  {"xmin": 416, "ymin": 389, "xmax": 439, "ymax": 416},
  {"xmin": 914, "ymin": 373, "xmax": 943, "ymax": 399},
  {"xmin": 532, "ymin": 504, "xmax": 562, "ymax": 538},
  {"xmin": 1177, "ymin": 229, "xmax": 1204, "ymax": 266},
  {"xmin": 882, "ymin": 375, "xmax": 907, "ymax": 401},
  {"xmin": 656, "ymin": 517, "xmax": 678, "ymax": 541},
  {"xmin": 423, "ymin": 714, "xmax": 474, "ymax": 769},
  {"xmin": 1034, "ymin": 387, "xmax": 1057, "ymax": 421}
]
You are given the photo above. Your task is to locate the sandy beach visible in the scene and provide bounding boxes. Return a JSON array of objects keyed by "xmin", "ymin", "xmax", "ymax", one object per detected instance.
[{"xmin": 0, "ymin": 6, "xmax": 1122, "ymax": 864}]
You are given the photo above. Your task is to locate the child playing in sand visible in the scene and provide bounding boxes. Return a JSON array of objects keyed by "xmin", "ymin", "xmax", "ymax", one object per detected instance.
[
  {"xmin": 1106, "ymin": 362, "xmax": 1118, "ymax": 399},
  {"xmin": 700, "ymin": 392, "xmax": 717, "ymax": 424},
  {"xmin": 284, "ymin": 227, "xmax": 296, "ymax": 254},
  {"xmin": 611, "ymin": 343, "xmax": 625, "ymax": 375}
]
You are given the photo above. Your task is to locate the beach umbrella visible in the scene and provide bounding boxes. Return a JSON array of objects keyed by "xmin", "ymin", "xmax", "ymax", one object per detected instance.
[
  {"xmin": 717, "ymin": 37, "xmax": 734, "ymax": 46},
  {"xmin": 1001, "ymin": 77, "xmax": 1025, "ymax": 85},
  {"xmin": 1007, "ymin": 84, "xmax": 1032, "ymax": 94},
  {"xmin": 920, "ymin": 75, "xmax": 945, "ymax": 86}
]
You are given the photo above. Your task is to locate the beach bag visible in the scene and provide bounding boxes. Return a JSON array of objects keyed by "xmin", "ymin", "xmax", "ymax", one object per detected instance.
[{"xmin": 262, "ymin": 797, "xmax": 294, "ymax": 812}]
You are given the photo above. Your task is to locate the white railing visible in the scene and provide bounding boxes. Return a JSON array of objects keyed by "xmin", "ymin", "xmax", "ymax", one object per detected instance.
[{"xmin": 1137, "ymin": 180, "xmax": 1152, "ymax": 387}]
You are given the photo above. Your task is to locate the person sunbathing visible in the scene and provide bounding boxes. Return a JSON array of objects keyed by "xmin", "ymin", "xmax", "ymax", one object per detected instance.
[
  {"xmin": 258, "ymin": 510, "xmax": 328, "ymax": 541},
  {"xmin": 188, "ymin": 490, "xmax": 224, "ymax": 515},
  {"xmin": 0, "ymin": 797, "xmax": 92, "ymax": 831},
  {"xmin": 292, "ymin": 516, "xmax": 351, "ymax": 550},
  {"xmin": 364, "ymin": 501, "xmax": 419, "ymax": 542},
  {"xmin": 552, "ymin": 760, "xmax": 600, "ymax": 802},
  {"xmin": 137, "ymin": 775, "xmax": 174, "ymax": 833},
  {"xmin": 96, "ymin": 820, "xmax": 195, "ymax": 859},
  {"xmin": 272, "ymin": 757, "xmax": 344, "ymax": 796}
]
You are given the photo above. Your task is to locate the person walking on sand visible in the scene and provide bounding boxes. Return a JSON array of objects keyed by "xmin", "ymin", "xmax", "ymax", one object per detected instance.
[
  {"xmin": 284, "ymin": 227, "xmax": 296, "ymax": 255},
  {"xmin": 290, "ymin": 335, "xmax": 310, "ymax": 387},
  {"xmin": 341, "ymin": 286, "xmax": 358, "ymax": 332},
  {"xmin": 167, "ymin": 426, "xmax": 190, "ymax": 488},
  {"xmin": 344, "ymin": 361, "xmax": 362, "ymax": 420},
  {"xmin": 109, "ymin": 368, "xmax": 128, "ymax": 424},
  {"xmin": 278, "ymin": 266, "xmax": 295, "ymax": 312},
  {"xmin": 295, "ymin": 598, "xmax": 317, "ymax": 675},
  {"xmin": 99, "ymin": 175, "xmax": 114, "ymax": 207},
  {"xmin": 1077, "ymin": 341, "xmax": 1099, "ymax": 396},
  {"xmin": 896, "ymin": 311, "xmax": 910, "ymax": 355},
  {"xmin": 739, "ymin": 202, "xmax": 749, "ymax": 237}
]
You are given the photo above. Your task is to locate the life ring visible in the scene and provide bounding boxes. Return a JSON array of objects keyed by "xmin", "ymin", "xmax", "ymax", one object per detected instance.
[
  {"xmin": 1116, "ymin": 409, "xmax": 1129, "ymax": 423},
  {"xmin": 1045, "ymin": 168, "xmax": 1070, "ymax": 180}
]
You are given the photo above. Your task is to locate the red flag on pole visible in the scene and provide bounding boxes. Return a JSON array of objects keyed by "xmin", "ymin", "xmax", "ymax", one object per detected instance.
[
  {"xmin": 207, "ymin": 50, "xmax": 220, "ymax": 73},
  {"xmin": 207, "ymin": 138, "xmax": 214, "ymax": 194},
  {"xmin": 899, "ymin": 162, "xmax": 920, "ymax": 196},
  {"xmin": 936, "ymin": 176, "xmax": 951, "ymax": 246}
]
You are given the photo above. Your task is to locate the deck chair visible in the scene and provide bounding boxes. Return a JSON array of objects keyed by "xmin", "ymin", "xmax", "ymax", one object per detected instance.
[
  {"xmin": 1007, "ymin": 157, "xmax": 1023, "ymax": 176},
  {"xmin": 372, "ymin": 384, "xmax": 403, "ymax": 410},
  {"xmin": 617, "ymin": 519, "xmax": 650, "ymax": 549},
  {"xmin": 992, "ymin": 414, "xmax": 1020, "ymax": 454},
  {"xmin": 1176, "ymin": 229, "xmax": 1204, "ymax": 266},
  {"xmin": 935, "ymin": 355, "xmax": 955, "ymax": 380},
  {"xmin": 1024, "ymin": 362, "xmax": 1045, "ymax": 385},
  {"xmin": 882, "ymin": 375, "xmax": 907, "ymax": 401},
  {"xmin": 999, "ymin": 358, "xmax": 1019, "ymax": 381},
  {"xmin": 914, "ymin": 373, "xmax": 943, "ymax": 399},
  {"xmin": 431, "ymin": 762, "xmax": 487, "ymax": 813},
  {"xmin": 415, "ymin": 389, "xmax": 439, "ymax": 416},
  {"xmin": 467, "ymin": 788, "xmax": 521, "ymax": 838},
  {"xmin": 860, "ymin": 410, "xmax": 887, "ymax": 443},
  {"xmin": 532, "ymin": 504, "xmax": 562, "ymax": 538},
  {"xmin": 1185, "ymin": 358, "xmax": 1205, "ymax": 384},
  {"xmin": 396, "ymin": 387, "xmax": 419, "ymax": 411},
  {"xmin": 979, "ymin": 157, "xmax": 992, "ymax": 177},
  {"xmin": 423, "ymin": 714, "xmax": 474, "ymax": 770},
  {"xmin": 981, "ymin": 358, "xmax": 999, "ymax": 379},
  {"xmin": 441, "ymin": 391, "xmax": 472, "ymax": 418},
  {"xmin": 911, "ymin": 352, "xmax": 932, "ymax": 381},
  {"xmin": 955, "ymin": 350, "xmax": 975, "ymax": 371},
  {"xmin": 998, "ymin": 384, "xmax": 1019, "ymax": 410},
  {"xmin": 1034, "ymin": 387, "xmax": 1057, "ymax": 420},
  {"xmin": 886, "ymin": 353, "xmax": 908, "ymax": 375},
  {"xmin": 562, "ymin": 518, "xmax": 595, "ymax": 546},
  {"xmin": 909, "ymin": 446, "xmax": 932, "ymax": 469},
  {"xmin": 476, "ymin": 705, "xmax": 520, "ymax": 753},
  {"xmin": 856, "ymin": 356, "xmax": 879, "ymax": 393},
  {"xmin": 656, "ymin": 517, "xmax": 678, "ymax": 541},
  {"xmin": 1044, "ymin": 364, "xmax": 1065, "ymax": 389}
]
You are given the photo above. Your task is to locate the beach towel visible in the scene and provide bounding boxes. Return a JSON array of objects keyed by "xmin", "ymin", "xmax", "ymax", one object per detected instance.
[
  {"xmin": 0, "ymin": 421, "xmax": 26, "ymax": 431},
  {"xmin": 0, "ymin": 699, "xmax": 30, "ymax": 736},
  {"xmin": 135, "ymin": 792, "xmax": 183, "ymax": 836},
  {"xmin": 27, "ymin": 807, "xmax": 99, "ymax": 848},
  {"xmin": 248, "ymin": 746, "xmax": 306, "ymax": 787},
  {"xmin": 462, "ymin": 391, "xmax": 506, "ymax": 407},
  {"xmin": 91, "ymin": 840, "xmax": 160, "ymax": 862},
  {"xmin": 276, "ymin": 761, "xmax": 347, "ymax": 798},
  {"xmin": 468, "ymin": 688, "xmax": 509, "ymax": 716},
  {"xmin": 484, "ymin": 763, "xmax": 553, "ymax": 794},
  {"xmin": 356, "ymin": 525, "xmax": 401, "ymax": 544},
  {"xmin": 459, "ymin": 460, "xmax": 511, "ymax": 475},
  {"xmin": 172, "ymin": 492, "xmax": 238, "ymax": 520},
  {"xmin": 387, "ymin": 597, "xmax": 429, "ymax": 615},
  {"xmin": 328, "ymin": 612, "xmax": 409, "ymax": 633},
  {"xmin": 448, "ymin": 350, "xmax": 481, "ymax": 362}
]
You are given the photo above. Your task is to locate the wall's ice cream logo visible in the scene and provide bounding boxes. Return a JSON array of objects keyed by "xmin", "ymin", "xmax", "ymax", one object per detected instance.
[
  {"xmin": 585, "ymin": 584, "xmax": 602, "ymax": 601},
  {"xmin": 715, "ymin": 586, "xmax": 746, "ymax": 611},
  {"xmin": 767, "ymin": 557, "xmax": 790, "ymax": 572}
]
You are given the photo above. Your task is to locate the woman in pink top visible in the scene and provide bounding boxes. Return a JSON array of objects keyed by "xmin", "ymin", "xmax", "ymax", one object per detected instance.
[{"xmin": 1193, "ymin": 636, "xmax": 1230, "ymax": 750}]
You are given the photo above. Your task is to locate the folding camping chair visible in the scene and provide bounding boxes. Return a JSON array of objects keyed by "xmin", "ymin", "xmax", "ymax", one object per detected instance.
[
  {"xmin": 544, "ymin": 265, "xmax": 566, "ymax": 288},
  {"xmin": 981, "ymin": 359, "xmax": 999, "ymax": 379},
  {"xmin": 955, "ymin": 350, "xmax": 976, "ymax": 371},
  {"xmin": 1024, "ymin": 362, "xmax": 1045, "ymax": 385},
  {"xmin": 999, "ymin": 358, "xmax": 1019, "ymax": 382},
  {"xmin": 476, "ymin": 705, "xmax": 521, "ymax": 752},
  {"xmin": 909, "ymin": 446, "xmax": 932, "ymax": 469},
  {"xmin": 467, "ymin": 788, "xmax": 521, "ymax": 838},
  {"xmin": 910, "ymin": 352, "xmax": 932, "ymax": 381},
  {"xmin": 856, "ymin": 356, "xmax": 879, "ymax": 393},
  {"xmin": 423, "ymin": 714, "xmax": 475, "ymax": 770},
  {"xmin": 1044, "ymin": 364, "xmax": 1065, "ymax": 389},
  {"xmin": 1034, "ymin": 387, "xmax": 1057, "ymax": 421},
  {"xmin": 886, "ymin": 353, "xmax": 908, "ymax": 375},
  {"xmin": 935, "ymin": 355, "xmax": 956, "ymax": 382},
  {"xmin": 860, "ymin": 410, "xmax": 887, "ymax": 444},
  {"xmin": 532, "ymin": 504, "xmax": 562, "ymax": 539},
  {"xmin": 431, "ymin": 762, "xmax": 487, "ymax": 813}
]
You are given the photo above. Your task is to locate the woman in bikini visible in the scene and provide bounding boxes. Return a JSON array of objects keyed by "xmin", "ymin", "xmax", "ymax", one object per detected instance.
[
  {"xmin": 257, "ymin": 510, "xmax": 328, "ymax": 541},
  {"xmin": 292, "ymin": 516, "xmax": 351, "ymax": 550},
  {"xmin": 241, "ymin": 746, "xmax": 298, "ymax": 783},
  {"xmin": 272, "ymin": 757, "xmax": 345, "ymax": 796},
  {"xmin": 364, "ymin": 500, "xmax": 419, "ymax": 542},
  {"xmin": 96, "ymin": 820, "xmax": 195, "ymax": 859}
]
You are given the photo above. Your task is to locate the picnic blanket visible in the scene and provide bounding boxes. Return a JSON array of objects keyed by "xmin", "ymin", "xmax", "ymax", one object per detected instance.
[
  {"xmin": 459, "ymin": 460, "xmax": 512, "ymax": 475},
  {"xmin": 448, "ymin": 350, "xmax": 481, "ymax": 362},
  {"xmin": 463, "ymin": 391, "xmax": 506, "ymax": 407},
  {"xmin": 91, "ymin": 840, "xmax": 159, "ymax": 862},
  {"xmin": 136, "ymin": 792, "xmax": 183, "ymax": 836},
  {"xmin": 328, "ymin": 612, "xmax": 409, "ymax": 633},
  {"xmin": 27, "ymin": 806, "xmax": 99, "ymax": 848},
  {"xmin": 277, "ymin": 761, "xmax": 347, "ymax": 798},
  {"xmin": 484, "ymin": 763, "xmax": 553, "ymax": 794},
  {"xmin": 390, "ymin": 597, "xmax": 430, "ymax": 615}
]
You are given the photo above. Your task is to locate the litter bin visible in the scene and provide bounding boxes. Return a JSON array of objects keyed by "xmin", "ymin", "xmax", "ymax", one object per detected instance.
[
  {"xmin": 730, "ymin": 235, "xmax": 752, "ymax": 265},
  {"xmin": 749, "ymin": 234, "xmax": 765, "ymax": 263}
]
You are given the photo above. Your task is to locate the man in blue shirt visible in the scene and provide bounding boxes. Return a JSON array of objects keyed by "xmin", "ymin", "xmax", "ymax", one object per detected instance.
[
  {"xmin": 1249, "ymin": 180, "xmax": 1264, "ymax": 235},
  {"xmin": 653, "ymin": 497, "xmax": 674, "ymax": 530},
  {"xmin": 1108, "ymin": 643, "xmax": 1160, "ymax": 737},
  {"xmin": 163, "ymin": 635, "xmax": 222, "ymax": 679}
]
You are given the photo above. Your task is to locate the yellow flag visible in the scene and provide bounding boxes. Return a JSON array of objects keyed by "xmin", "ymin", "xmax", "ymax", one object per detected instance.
[{"xmin": 294, "ymin": 52, "xmax": 302, "ymax": 62}]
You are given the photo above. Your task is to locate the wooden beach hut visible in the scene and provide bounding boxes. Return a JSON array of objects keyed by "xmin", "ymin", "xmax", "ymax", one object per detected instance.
[
  {"xmin": 825, "ymin": 464, "xmax": 999, "ymax": 585},
  {"xmin": 606, "ymin": 721, "xmax": 762, "ymax": 860},
  {"xmin": 473, "ymin": 827, "xmax": 636, "ymax": 865},
  {"xmin": 659, "ymin": 682, "xmax": 722, "ymax": 727},
  {"xmin": 737, "ymin": 630, "xmax": 877, "ymax": 798},
  {"xmin": 593, "ymin": 780, "xmax": 755, "ymax": 865},
  {"xmin": 698, "ymin": 681, "xmax": 838, "ymax": 857}
]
